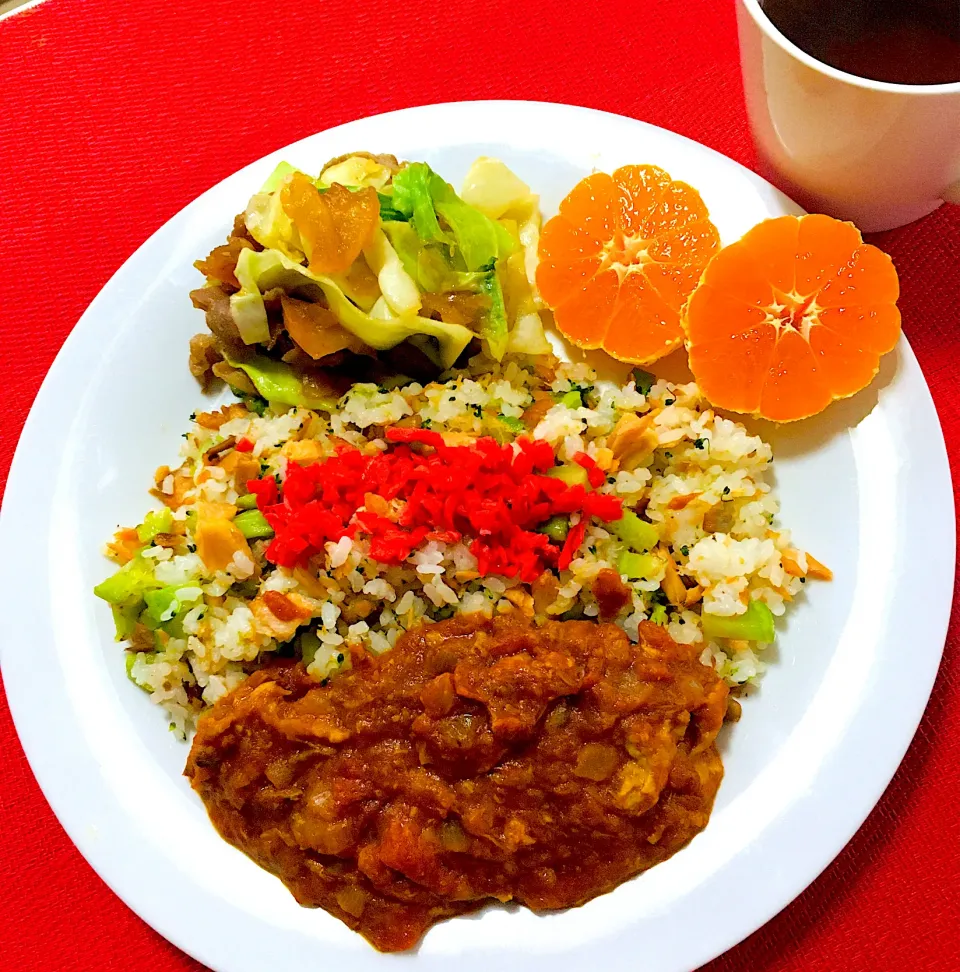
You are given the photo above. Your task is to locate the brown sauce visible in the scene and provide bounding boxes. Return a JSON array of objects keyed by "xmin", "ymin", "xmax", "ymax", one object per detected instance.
[{"xmin": 185, "ymin": 614, "xmax": 727, "ymax": 951}]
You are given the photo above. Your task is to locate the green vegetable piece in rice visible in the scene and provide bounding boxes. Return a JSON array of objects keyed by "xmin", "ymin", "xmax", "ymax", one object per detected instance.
[
  {"xmin": 137, "ymin": 508, "xmax": 174, "ymax": 543},
  {"xmin": 537, "ymin": 515, "xmax": 570, "ymax": 543},
  {"xmin": 559, "ymin": 389, "xmax": 582, "ymax": 409},
  {"xmin": 234, "ymin": 509, "xmax": 275, "ymax": 539},
  {"xmin": 649, "ymin": 604, "xmax": 668, "ymax": 625},
  {"xmin": 498, "ymin": 414, "xmax": 525, "ymax": 435},
  {"xmin": 94, "ymin": 556, "xmax": 161, "ymax": 605},
  {"xmin": 111, "ymin": 601, "xmax": 142, "ymax": 641},
  {"xmin": 231, "ymin": 579, "xmax": 260, "ymax": 599},
  {"xmin": 546, "ymin": 464, "xmax": 589, "ymax": 487},
  {"xmin": 142, "ymin": 585, "xmax": 202, "ymax": 628},
  {"xmin": 299, "ymin": 629, "xmax": 321, "ymax": 667},
  {"xmin": 702, "ymin": 600, "xmax": 776, "ymax": 644},
  {"xmin": 632, "ymin": 368, "xmax": 655, "ymax": 396},
  {"xmin": 609, "ymin": 510, "xmax": 659, "ymax": 552},
  {"xmin": 617, "ymin": 550, "xmax": 663, "ymax": 580},
  {"xmin": 236, "ymin": 494, "xmax": 259, "ymax": 510},
  {"xmin": 125, "ymin": 651, "xmax": 156, "ymax": 692}
]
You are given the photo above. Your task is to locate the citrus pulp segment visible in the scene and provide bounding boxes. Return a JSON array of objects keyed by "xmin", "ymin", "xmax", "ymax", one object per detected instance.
[
  {"xmin": 537, "ymin": 165, "xmax": 721, "ymax": 364},
  {"xmin": 683, "ymin": 214, "xmax": 901, "ymax": 422}
]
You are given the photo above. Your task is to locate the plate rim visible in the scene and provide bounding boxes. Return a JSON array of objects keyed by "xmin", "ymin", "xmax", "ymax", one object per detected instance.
[{"xmin": 0, "ymin": 99, "xmax": 954, "ymax": 972}]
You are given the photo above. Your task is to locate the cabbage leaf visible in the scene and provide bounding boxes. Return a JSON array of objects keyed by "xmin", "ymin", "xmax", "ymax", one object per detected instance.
[
  {"xmin": 461, "ymin": 157, "xmax": 532, "ymax": 219},
  {"xmin": 391, "ymin": 164, "xmax": 447, "ymax": 244},
  {"xmin": 507, "ymin": 307, "xmax": 551, "ymax": 355},
  {"xmin": 244, "ymin": 162, "xmax": 306, "ymax": 264},
  {"xmin": 320, "ymin": 155, "xmax": 393, "ymax": 190},
  {"xmin": 376, "ymin": 190, "xmax": 407, "ymax": 222},
  {"xmin": 231, "ymin": 248, "xmax": 473, "ymax": 367},
  {"xmin": 362, "ymin": 227, "xmax": 421, "ymax": 315},
  {"xmin": 260, "ymin": 160, "xmax": 302, "ymax": 193},
  {"xmin": 382, "ymin": 222, "xmax": 486, "ymax": 295},
  {"xmin": 477, "ymin": 271, "xmax": 508, "ymax": 361},
  {"xmin": 222, "ymin": 353, "xmax": 340, "ymax": 410},
  {"xmin": 391, "ymin": 163, "xmax": 516, "ymax": 271}
]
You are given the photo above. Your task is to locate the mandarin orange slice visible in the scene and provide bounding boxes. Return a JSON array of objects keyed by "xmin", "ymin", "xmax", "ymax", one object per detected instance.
[
  {"xmin": 682, "ymin": 214, "xmax": 901, "ymax": 422},
  {"xmin": 536, "ymin": 165, "xmax": 720, "ymax": 363}
]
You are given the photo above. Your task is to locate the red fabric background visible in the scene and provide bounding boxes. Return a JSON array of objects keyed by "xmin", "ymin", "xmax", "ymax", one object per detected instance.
[{"xmin": 1, "ymin": 0, "xmax": 957, "ymax": 968}]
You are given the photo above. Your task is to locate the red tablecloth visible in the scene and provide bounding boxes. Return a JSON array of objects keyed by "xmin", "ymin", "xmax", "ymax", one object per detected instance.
[{"xmin": 1, "ymin": 0, "xmax": 958, "ymax": 967}]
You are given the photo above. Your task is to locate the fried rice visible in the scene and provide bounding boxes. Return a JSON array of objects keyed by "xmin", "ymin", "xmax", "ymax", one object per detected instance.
[{"xmin": 99, "ymin": 352, "xmax": 817, "ymax": 736}]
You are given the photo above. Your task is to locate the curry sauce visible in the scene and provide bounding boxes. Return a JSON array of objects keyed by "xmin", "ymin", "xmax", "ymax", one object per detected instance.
[{"xmin": 185, "ymin": 614, "xmax": 727, "ymax": 951}]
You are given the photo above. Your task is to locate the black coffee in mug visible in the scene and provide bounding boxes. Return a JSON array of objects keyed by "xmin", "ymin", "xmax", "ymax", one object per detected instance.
[{"xmin": 761, "ymin": 0, "xmax": 960, "ymax": 84}]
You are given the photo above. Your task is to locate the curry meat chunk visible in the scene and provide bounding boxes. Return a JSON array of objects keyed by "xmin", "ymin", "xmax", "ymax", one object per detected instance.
[{"xmin": 185, "ymin": 614, "xmax": 727, "ymax": 952}]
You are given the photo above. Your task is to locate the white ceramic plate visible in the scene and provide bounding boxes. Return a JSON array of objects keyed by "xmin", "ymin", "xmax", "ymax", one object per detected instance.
[{"xmin": 0, "ymin": 101, "xmax": 953, "ymax": 972}]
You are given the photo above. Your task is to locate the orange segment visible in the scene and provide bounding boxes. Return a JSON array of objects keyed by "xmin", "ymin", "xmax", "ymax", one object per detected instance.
[
  {"xmin": 559, "ymin": 172, "xmax": 621, "ymax": 242},
  {"xmin": 758, "ymin": 330, "xmax": 833, "ymax": 423},
  {"xmin": 549, "ymin": 269, "xmax": 620, "ymax": 349},
  {"xmin": 795, "ymin": 214, "xmax": 863, "ymax": 294},
  {"xmin": 644, "ymin": 262, "xmax": 704, "ymax": 316},
  {"xmin": 603, "ymin": 272, "xmax": 675, "ymax": 362},
  {"xmin": 683, "ymin": 214, "xmax": 900, "ymax": 422},
  {"xmin": 642, "ymin": 180, "xmax": 712, "ymax": 237},
  {"xmin": 686, "ymin": 325, "xmax": 778, "ymax": 414},
  {"xmin": 731, "ymin": 215, "xmax": 799, "ymax": 294},
  {"xmin": 615, "ymin": 164, "xmax": 671, "ymax": 234},
  {"xmin": 808, "ymin": 322, "xmax": 880, "ymax": 397},
  {"xmin": 536, "ymin": 218, "xmax": 604, "ymax": 306},
  {"xmin": 817, "ymin": 244, "xmax": 900, "ymax": 307},
  {"xmin": 537, "ymin": 165, "xmax": 721, "ymax": 364},
  {"xmin": 819, "ymin": 303, "xmax": 901, "ymax": 355}
]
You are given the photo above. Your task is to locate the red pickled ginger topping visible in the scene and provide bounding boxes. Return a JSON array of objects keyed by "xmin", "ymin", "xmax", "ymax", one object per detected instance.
[{"xmin": 249, "ymin": 430, "xmax": 622, "ymax": 582}]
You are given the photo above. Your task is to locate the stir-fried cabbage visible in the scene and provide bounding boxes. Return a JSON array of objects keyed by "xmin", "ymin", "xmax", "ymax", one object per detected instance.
[
  {"xmin": 391, "ymin": 164, "xmax": 447, "ymax": 244},
  {"xmin": 260, "ymin": 160, "xmax": 301, "ymax": 193},
  {"xmin": 220, "ymin": 156, "xmax": 548, "ymax": 367},
  {"xmin": 461, "ymin": 157, "xmax": 531, "ymax": 219},
  {"xmin": 382, "ymin": 221, "xmax": 485, "ymax": 294},
  {"xmin": 433, "ymin": 180, "xmax": 514, "ymax": 271},
  {"xmin": 231, "ymin": 248, "xmax": 473, "ymax": 367},
  {"xmin": 462, "ymin": 157, "xmax": 543, "ymax": 305},
  {"xmin": 478, "ymin": 271, "xmax": 508, "ymax": 361},
  {"xmin": 507, "ymin": 307, "xmax": 551, "ymax": 355},
  {"xmin": 391, "ymin": 163, "xmax": 516, "ymax": 271},
  {"xmin": 243, "ymin": 162, "xmax": 307, "ymax": 263},
  {"xmin": 327, "ymin": 258, "xmax": 381, "ymax": 312},
  {"xmin": 223, "ymin": 353, "xmax": 340, "ymax": 410},
  {"xmin": 320, "ymin": 155, "xmax": 393, "ymax": 190},
  {"xmin": 362, "ymin": 227, "xmax": 421, "ymax": 315},
  {"xmin": 518, "ymin": 204, "xmax": 543, "ymax": 306},
  {"xmin": 369, "ymin": 296, "xmax": 395, "ymax": 320}
]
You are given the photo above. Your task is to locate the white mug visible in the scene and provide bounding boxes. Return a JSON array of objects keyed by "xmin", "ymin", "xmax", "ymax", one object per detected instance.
[{"xmin": 736, "ymin": 0, "xmax": 960, "ymax": 231}]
